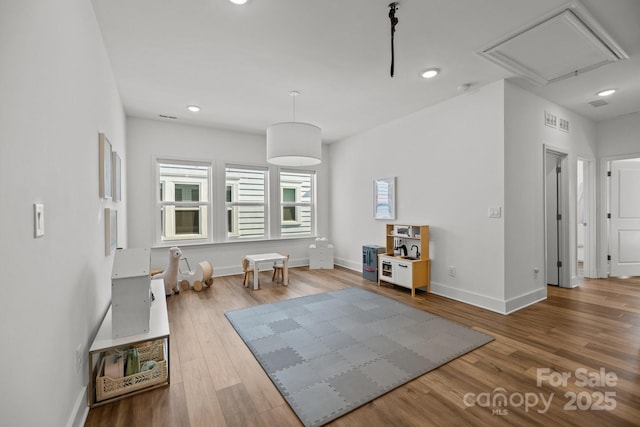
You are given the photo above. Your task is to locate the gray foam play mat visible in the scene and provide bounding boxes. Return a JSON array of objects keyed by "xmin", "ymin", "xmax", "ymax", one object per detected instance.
[{"xmin": 225, "ymin": 288, "xmax": 493, "ymax": 426}]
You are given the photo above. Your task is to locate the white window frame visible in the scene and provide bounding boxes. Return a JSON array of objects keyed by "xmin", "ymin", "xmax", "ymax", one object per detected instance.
[
  {"xmin": 278, "ymin": 169, "xmax": 316, "ymax": 237},
  {"xmin": 225, "ymin": 164, "xmax": 269, "ymax": 241},
  {"xmin": 155, "ymin": 158, "xmax": 212, "ymax": 246}
]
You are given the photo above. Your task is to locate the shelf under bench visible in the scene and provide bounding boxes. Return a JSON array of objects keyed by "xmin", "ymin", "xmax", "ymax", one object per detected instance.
[{"xmin": 88, "ymin": 279, "xmax": 170, "ymax": 407}]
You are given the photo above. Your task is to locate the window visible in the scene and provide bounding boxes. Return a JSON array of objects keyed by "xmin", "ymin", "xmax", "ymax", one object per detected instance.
[
  {"xmin": 280, "ymin": 170, "xmax": 315, "ymax": 237},
  {"xmin": 157, "ymin": 160, "xmax": 210, "ymax": 243},
  {"xmin": 226, "ymin": 183, "xmax": 239, "ymax": 236},
  {"xmin": 282, "ymin": 188, "xmax": 298, "ymax": 222},
  {"xmin": 155, "ymin": 159, "xmax": 317, "ymax": 245},
  {"xmin": 225, "ymin": 166, "xmax": 267, "ymax": 239}
]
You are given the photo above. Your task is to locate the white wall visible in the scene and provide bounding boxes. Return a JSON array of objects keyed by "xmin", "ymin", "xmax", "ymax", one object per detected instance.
[
  {"xmin": 329, "ymin": 81, "xmax": 507, "ymax": 312},
  {"xmin": 0, "ymin": 1, "xmax": 126, "ymax": 426},
  {"xmin": 504, "ymin": 81, "xmax": 597, "ymax": 308},
  {"xmin": 596, "ymin": 113, "xmax": 640, "ymax": 158},
  {"xmin": 595, "ymin": 113, "xmax": 640, "ymax": 277},
  {"xmin": 126, "ymin": 117, "xmax": 330, "ymax": 274}
]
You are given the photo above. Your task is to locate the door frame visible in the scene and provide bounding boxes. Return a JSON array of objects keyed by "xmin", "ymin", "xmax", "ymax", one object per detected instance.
[
  {"xmin": 543, "ymin": 145, "xmax": 571, "ymax": 287},
  {"xmin": 599, "ymin": 151, "xmax": 640, "ymax": 277},
  {"xmin": 577, "ymin": 156, "xmax": 596, "ymax": 278}
]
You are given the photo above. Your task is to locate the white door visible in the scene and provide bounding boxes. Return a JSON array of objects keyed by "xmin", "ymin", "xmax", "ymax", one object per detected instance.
[{"xmin": 610, "ymin": 158, "xmax": 640, "ymax": 277}]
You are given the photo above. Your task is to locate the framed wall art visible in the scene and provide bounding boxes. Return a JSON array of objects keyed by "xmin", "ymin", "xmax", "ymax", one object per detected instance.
[
  {"xmin": 105, "ymin": 208, "xmax": 118, "ymax": 255},
  {"xmin": 374, "ymin": 177, "xmax": 396, "ymax": 220},
  {"xmin": 112, "ymin": 151, "xmax": 121, "ymax": 202},
  {"xmin": 99, "ymin": 133, "xmax": 112, "ymax": 199}
]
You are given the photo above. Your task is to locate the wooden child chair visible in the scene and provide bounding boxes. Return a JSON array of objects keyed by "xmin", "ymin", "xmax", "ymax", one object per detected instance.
[
  {"xmin": 241, "ymin": 257, "xmax": 253, "ymax": 287},
  {"xmin": 272, "ymin": 253, "xmax": 289, "ymax": 284}
]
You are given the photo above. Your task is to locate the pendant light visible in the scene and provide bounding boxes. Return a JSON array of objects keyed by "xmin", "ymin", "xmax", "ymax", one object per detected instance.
[{"xmin": 267, "ymin": 91, "xmax": 321, "ymax": 166}]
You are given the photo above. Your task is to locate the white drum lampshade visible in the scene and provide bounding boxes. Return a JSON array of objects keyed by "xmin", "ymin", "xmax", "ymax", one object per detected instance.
[{"xmin": 266, "ymin": 122, "xmax": 321, "ymax": 166}]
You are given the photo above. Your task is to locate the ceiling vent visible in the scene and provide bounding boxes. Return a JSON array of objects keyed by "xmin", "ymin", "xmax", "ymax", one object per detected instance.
[
  {"xmin": 589, "ymin": 99, "xmax": 609, "ymax": 107},
  {"xmin": 478, "ymin": 1, "xmax": 629, "ymax": 86}
]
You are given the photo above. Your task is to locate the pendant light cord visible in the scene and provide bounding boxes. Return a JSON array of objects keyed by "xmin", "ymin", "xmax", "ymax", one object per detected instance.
[{"xmin": 389, "ymin": 2, "xmax": 399, "ymax": 78}]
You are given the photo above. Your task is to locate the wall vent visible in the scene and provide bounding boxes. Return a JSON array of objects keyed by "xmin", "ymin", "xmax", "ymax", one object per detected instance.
[
  {"xmin": 545, "ymin": 110, "xmax": 558, "ymax": 128},
  {"xmin": 159, "ymin": 114, "xmax": 177, "ymax": 119},
  {"xmin": 589, "ymin": 100, "xmax": 609, "ymax": 107},
  {"xmin": 559, "ymin": 118, "xmax": 569, "ymax": 132}
]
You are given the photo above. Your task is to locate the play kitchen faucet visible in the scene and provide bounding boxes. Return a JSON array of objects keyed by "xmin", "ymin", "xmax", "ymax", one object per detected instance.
[{"xmin": 394, "ymin": 238, "xmax": 408, "ymax": 256}]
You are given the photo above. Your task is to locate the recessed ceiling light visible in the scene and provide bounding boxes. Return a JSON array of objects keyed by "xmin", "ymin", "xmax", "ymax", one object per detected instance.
[
  {"xmin": 229, "ymin": 0, "xmax": 247, "ymax": 4},
  {"xmin": 597, "ymin": 89, "xmax": 616, "ymax": 97},
  {"xmin": 421, "ymin": 68, "xmax": 440, "ymax": 79},
  {"xmin": 187, "ymin": 105, "xmax": 201, "ymax": 112}
]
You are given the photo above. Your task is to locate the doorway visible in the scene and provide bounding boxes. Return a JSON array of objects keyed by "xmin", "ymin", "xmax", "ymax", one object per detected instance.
[
  {"xmin": 545, "ymin": 148, "xmax": 570, "ymax": 287},
  {"xmin": 608, "ymin": 157, "xmax": 640, "ymax": 277},
  {"xmin": 577, "ymin": 160, "xmax": 585, "ymax": 278}
]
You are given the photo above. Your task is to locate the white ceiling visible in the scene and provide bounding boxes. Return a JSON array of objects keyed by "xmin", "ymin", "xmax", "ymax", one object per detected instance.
[{"xmin": 91, "ymin": 0, "xmax": 640, "ymax": 142}]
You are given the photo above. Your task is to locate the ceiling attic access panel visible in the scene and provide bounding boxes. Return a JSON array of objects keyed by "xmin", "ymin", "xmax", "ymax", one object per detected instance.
[{"xmin": 478, "ymin": 1, "xmax": 629, "ymax": 86}]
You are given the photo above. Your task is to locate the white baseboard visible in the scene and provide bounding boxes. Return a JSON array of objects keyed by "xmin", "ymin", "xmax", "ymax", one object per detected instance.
[
  {"xmin": 334, "ymin": 257, "xmax": 361, "ymax": 272},
  {"xmin": 504, "ymin": 287, "xmax": 547, "ymax": 314},
  {"xmin": 568, "ymin": 275, "xmax": 580, "ymax": 288},
  {"xmin": 430, "ymin": 282, "xmax": 547, "ymax": 315},
  {"xmin": 430, "ymin": 281, "xmax": 508, "ymax": 314},
  {"xmin": 67, "ymin": 386, "xmax": 88, "ymax": 427}
]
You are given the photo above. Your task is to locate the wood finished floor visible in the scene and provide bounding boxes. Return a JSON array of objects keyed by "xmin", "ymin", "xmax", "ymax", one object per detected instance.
[{"xmin": 85, "ymin": 267, "xmax": 640, "ymax": 427}]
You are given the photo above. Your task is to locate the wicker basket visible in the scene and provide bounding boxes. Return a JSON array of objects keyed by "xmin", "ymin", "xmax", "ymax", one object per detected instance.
[{"xmin": 96, "ymin": 340, "xmax": 167, "ymax": 401}]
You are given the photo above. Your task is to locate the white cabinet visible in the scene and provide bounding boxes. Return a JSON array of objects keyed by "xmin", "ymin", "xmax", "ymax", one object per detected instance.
[
  {"xmin": 379, "ymin": 256, "xmax": 427, "ymax": 296},
  {"xmin": 111, "ymin": 248, "xmax": 151, "ymax": 338},
  {"xmin": 309, "ymin": 238, "xmax": 334, "ymax": 269},
  {"xmin": 393, "ymin": 259, "xmax": 412, "ymax": 285}
]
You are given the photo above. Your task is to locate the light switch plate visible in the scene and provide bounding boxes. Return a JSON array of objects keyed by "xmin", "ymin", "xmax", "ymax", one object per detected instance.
[{"xmin": 34, "ymin": 203, "xmax": 44, "ymax": 237}]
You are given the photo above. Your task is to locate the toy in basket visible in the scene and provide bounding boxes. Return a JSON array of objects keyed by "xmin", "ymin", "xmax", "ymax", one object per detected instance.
[
  {"xmin": 179, "ymin": 259, "xmax": 214, "ymax": 292},
  {"xmin": 96, "ymin": 340, "xmax": 167, "ymax": 401}
]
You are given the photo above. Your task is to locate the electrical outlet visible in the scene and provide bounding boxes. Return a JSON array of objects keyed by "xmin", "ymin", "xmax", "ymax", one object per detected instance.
[
  {"xmin": 488, "ymin": 207, "xmax": 502, "ymax": 218},
  {"xmin": 76, "ymin": 344, "xmax": 83, "ymax": 373},
  {"xmin": 448, "ymin": 266, "xmax": 456, "ymax": 277}
]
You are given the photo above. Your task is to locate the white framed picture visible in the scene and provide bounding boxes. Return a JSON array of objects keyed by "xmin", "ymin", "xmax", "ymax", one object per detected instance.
[
  {"xmin": 99, "ymin": 133, "xmax": 112, "ymax": 199},
  {"xmin": 112, "ymin": 151, "xmax": 121, "ymax": 202},
  {"xmin": 374, "ymin": 177, "xmax": 396, "ymax": 220},
  {"xmin": 105, "ymin": 208, "xmax": 118, "ymax": 255}
]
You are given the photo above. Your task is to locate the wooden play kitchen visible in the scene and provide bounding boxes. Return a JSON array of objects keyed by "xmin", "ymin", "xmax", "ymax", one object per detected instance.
[{"xmin": 378, "ymin": 224, "xmax": 430, "ymax": 297}]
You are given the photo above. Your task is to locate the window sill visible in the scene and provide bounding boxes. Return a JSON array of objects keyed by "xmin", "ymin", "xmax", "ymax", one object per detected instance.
[{"xmin": 152, "ymin": 235, "xmax": 318, "ymax": 250}]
